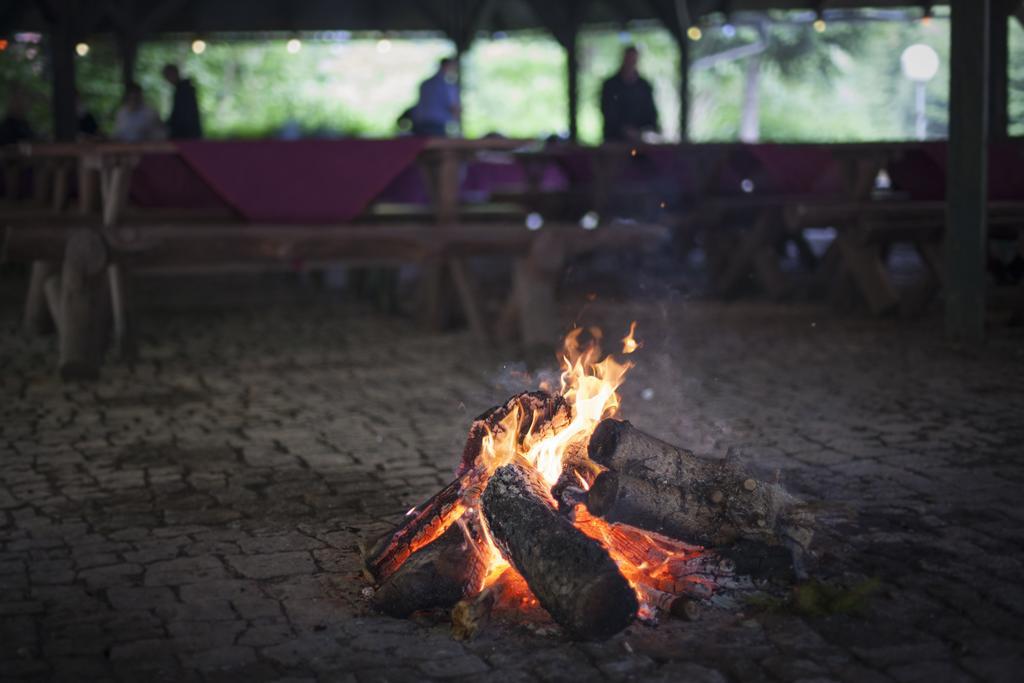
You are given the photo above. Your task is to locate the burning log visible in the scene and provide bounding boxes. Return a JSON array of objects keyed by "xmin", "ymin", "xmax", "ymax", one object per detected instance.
[
  {"xmin": 362, "ymin": 477, "xmax": 467, "ymax": 583},
  {"xmin": 451, "ymin": 567, "xmax": 532, "ymax": 640},
  {"xmin": 371, "ymin": 520, "xmax": 485, "ymax": 618},
  {"xmin": 586, "ymin": 419, "xmax": 811, "ymax": 551},
  {"xmin": 458, "ymin": 391, "xmax": 570, "ymax": 477},
  {"xmin": 365, "ymin": 391, "xmax": 570, "ymax": 583},
  {"xmin": 482, "ymin": 463, "xmax": 638, "ymax": 640}
]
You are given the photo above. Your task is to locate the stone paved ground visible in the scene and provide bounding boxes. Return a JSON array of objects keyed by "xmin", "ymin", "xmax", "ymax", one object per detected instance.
[{"xmin": 1, "ymin": 275, "xmax": 1023, "ymax": 682}]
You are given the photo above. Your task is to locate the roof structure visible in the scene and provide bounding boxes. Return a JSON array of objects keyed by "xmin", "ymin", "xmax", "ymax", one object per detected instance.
[{"xmin": 1, "ymin": 1, "xmax": 954, "ymax": 38}]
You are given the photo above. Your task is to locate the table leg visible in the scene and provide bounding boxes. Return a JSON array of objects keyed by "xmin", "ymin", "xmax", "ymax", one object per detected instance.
[
  {"xmin": 835, "ymin": 231, "xmax": 900, "ymax": 316},
  {"xmin": 448, "ymin": 258, "xmax": 489, "ymax": 343}
]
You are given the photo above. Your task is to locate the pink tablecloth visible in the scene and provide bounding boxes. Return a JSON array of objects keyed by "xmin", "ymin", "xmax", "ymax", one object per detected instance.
[
  {"xmin": 163, "ymin": 139, "xmax": 429, "ymax": 223},
  {"xmin": 888, "ymin": 141, "xmax": 1024, "ymax": 201}
]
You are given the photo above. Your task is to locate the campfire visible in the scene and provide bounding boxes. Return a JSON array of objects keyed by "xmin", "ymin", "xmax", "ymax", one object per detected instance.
[{"xmin": 361, "ymin": 325, "xmax": 812, "ymax": 640}]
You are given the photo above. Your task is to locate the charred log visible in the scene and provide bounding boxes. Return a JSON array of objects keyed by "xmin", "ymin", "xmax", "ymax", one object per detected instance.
[
  {"xmin": 451, "ymin": 567, "xmax": 532, "ymax": 640},
  {"xmin": 362, "ymin": 476, "xmax": 467, "ymax": 583},
  {"xmin": 371, "ymin": 520, "xmax": 485, "ymax": 618},
  {"xmin": 482, "ymin": 463, "xmax": 638, "ymax": 640},
  {"xmin": 364, "ymin": 391, "xmax": 571, "ymax": 583},
  {"xmin": 458, "ymin": 391, "xmax": 570, "ymax": 477},
  {"xmin": 587, "ymin": 419, "xmax": 812, "ymax": 551}
]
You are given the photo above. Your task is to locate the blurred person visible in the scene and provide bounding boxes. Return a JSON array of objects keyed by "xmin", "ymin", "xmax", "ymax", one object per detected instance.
[
  {"xmin": 600, "ymin": 45, "xmax": 659, "ymax": 142},
  {"xmin": 411, "ymin": 58, "xmax": 460, "ymax": 137},
  {"xmin": 76, "ymin": 90, "xmax": 100, "ymax": 139},
  {"xmin": 112, "ymin": 82, "xmax": 165, "ymax": 142},
  {"xmin": 0, "ymin": 90, "xmax": 36, "ymax": 145},
  {"xmin": 162, "ymin": 64, "xmax": 202, "ymax": 139}
]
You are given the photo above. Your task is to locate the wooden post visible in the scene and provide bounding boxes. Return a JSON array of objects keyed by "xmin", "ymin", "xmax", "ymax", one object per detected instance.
[
  {"xmin": 58, "ymin": 229, "xmax": 109, "ymax": 381},
  {"xmin": 116, "ymin": 31, "xmax": 139, "ymax": 88},
  {"xmin": 49, "ymin": 9, "xmax": 78, "ymax": 142},
  {"xmin": 646, "ymin": 0, "xmax": 691, "ymax": 141},
  {"xmin": 525, "ymin": 0, "xmax": 585, "ymax": 141},
  {"xmin": 989, "ymin": 1, "xmax": 1011, "ymax": 139},
  {"xmin": 678, "ymin": 32, "xmax": 690, "ymax": 142},
  {"xmin": 946, "ymin": 0, "xmax": 991, "ymax": 344},
  {"xmin": 565, "ymin": 29, "xmax": 580, "ymax": 142}
]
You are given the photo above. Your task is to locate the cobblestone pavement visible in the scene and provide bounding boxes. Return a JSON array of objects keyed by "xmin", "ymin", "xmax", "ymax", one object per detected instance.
[{"xmin": 2, "ymin": 276, "xmax": 1023, "ymax": 682}]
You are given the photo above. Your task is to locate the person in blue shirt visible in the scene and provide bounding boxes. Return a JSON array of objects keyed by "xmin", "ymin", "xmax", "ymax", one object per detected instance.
[{"xmin": 411, "ymin": 58, "xmax": 461, "ymax": 137}]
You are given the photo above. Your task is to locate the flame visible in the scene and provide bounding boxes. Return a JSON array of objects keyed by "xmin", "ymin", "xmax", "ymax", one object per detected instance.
[
  {"xmin": 478, "ymin": 326, "xmax": 632, "ymax": 487},
  {"xmin": 621, "ymin": 321, "xmax": 640, "ymax": 354},
  {"xmin": 390, "ymin": 322, "xmax": 713, "ymax": 618},
  {"xmin": 464, "ymin": 325, "xmax": 634, "ymax": 589}
]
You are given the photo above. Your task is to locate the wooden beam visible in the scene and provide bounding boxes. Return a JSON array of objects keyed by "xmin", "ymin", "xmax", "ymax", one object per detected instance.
[
  {"xmin": 946, "ymin": 0, "xmax": 991, "ymax": 344},
  {"xmin": 679, "ymin": 31, "xmax": 691, "ymax": 141},
  {"xmin": 48, "ymin": 1, "xmax": 77, "ymax": 142},
  {"xmin": 417, "ymin": 0, "xmax": 489, "ymax": 51},
  {"xmin": 646, "ymin": 0, "xmax": 692, "ymax": 141},
  {"xmin": 105, "ymin": 0, "xmax": 190, "ymax": 86},
  {"xmin": 989, "ymin": 0, "xmax": 1012, "ymax": 139},
  {"xmin": 566, "ymin": 27, "xmax": 580, "ymax": 141},
  {"xmin": 524, "ymin": 0, "xmax": 585, "ymax": 140}
]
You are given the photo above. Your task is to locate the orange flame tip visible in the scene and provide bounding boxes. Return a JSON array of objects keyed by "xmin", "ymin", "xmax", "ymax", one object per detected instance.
[{"xmin": 621, "ymin": 321, "xmax": 640, "ymax": 354}]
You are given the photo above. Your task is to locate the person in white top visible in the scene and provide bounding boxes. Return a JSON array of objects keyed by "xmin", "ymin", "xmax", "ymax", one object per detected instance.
[{"xmin": 112, "ymin": 83, "xmax": 166, "ymax": 142}]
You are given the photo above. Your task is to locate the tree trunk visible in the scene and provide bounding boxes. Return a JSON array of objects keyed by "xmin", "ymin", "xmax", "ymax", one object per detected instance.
[{"xmin": 482, "ymin": 463, "xmax": 637, "ymax": 640}]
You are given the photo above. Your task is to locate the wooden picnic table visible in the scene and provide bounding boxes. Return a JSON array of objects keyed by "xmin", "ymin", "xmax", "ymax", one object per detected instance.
[{"xmin": 2, "ymin": 137, "xmax": 668, "ymax": 379}]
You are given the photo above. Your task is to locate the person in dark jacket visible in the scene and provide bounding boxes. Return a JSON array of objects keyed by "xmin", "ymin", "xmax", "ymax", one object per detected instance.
[
  {"xmin": 76, "ymin": 90, "xmax": 101, "ymax": 138},
  {"xmin": 600, "ymin": 46, "xmax": 659, "ymax": 142},
  {"xmin": 162, "ymin": 64, "xmax": 203, "ymax": 139}
]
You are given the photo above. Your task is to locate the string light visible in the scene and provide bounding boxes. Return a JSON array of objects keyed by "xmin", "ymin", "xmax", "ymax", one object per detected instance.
[
  {"xmin": 0, "ymin": 39, "xmax": 8, "ymax": 52},
  {"xmin": 191, "ymin": 39, "xmax": 206, "ymax": 55},
  {"xmin": 813, "ymin": 19, "xmax": 827, "ymax": 33},
  {"xmin": 687, "ymin": 26, "xmax": 702, "ymax": 41},
  {"xmin": 75, "ymin": 42, "xmax": 89, "ymax": 57},
  {"xmin": 286, "ymin": 38, "xmax": 302, "ymax": 54}
]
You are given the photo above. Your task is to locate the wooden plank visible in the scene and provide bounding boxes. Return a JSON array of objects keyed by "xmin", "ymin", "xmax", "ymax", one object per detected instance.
[{"xmin": 946, "ymin": 0, "xmax": 991, "ymax": 343}]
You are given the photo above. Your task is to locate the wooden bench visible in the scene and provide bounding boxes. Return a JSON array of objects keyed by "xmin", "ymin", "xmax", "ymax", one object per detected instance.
[{"xmin": 2, "ymin": 140, "xmax": 668, "ymax": 380}]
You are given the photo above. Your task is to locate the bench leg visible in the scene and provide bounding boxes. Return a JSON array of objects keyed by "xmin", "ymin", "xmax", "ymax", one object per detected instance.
[
  {"xmin": 448, "ymin": 258, "xmax": 489, "ymax": 343},
  {"xmin": 836, "ymin": 233, "xmax": 899, "ymax": 316},
  {"xmin": 58, "ymin": 229, "xmax": 109, "ymax": 381},
  {"xmin": 418, "ymin": 261, "xmax": 448, "ymax": 332},
  {"xmin": 900, "ymin": 239, "xmax": 945, "ymax": 317},
  {"xmin": 514, "ymin": 232, "xmax": 565, "ymax": 348},
  {"xmin": 24, "ymin": 261, "xmax": 58, "ymax": 335},
  {"xmin": 108, "ymin": 263, "xmax": 137, "ymax": 361},
  {"xmin": 715, "ymin": 211, "xmax": 784, "ymax": 298}
]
